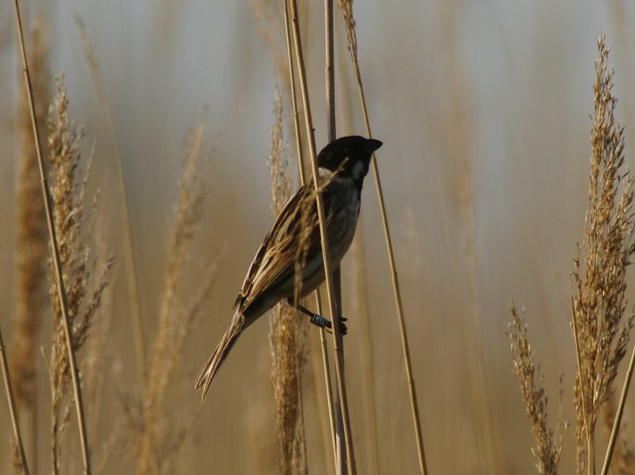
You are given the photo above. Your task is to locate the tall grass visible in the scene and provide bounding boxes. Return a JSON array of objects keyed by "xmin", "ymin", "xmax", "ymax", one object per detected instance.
[
  {"xmin": 47, "ymin": 75, "xmax": 111, "ymax": 475},
  {"xmin": 11, "ymin": 20, "xmax": 50, "ymax": 473},
  {"xmin": 129, "ymin": 116, "xmax": 214, "ymax": 475},
  {"xmin": 337, "ymin": 1, "xmax": 430, "ymax": 471},
  {"xmin": 267, "ymin": 85, "xmax": 309, "ymax": 475},
  {"xmin": 509, "ymin": 34, "xmax": 635, "ymax": 475},
  {"xmin": 5, "ymin": 2, "xmax": 635, "ymax": 475}
]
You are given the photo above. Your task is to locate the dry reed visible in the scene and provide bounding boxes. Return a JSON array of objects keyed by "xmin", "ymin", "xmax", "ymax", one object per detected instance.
[
  {"xmin": 131, "ymin": 116, "xmax": 214, "ymax": 475},
  {"xmin": 510, "ymin": 33, "xmax": 635, "ymax": 475},
  {"xmin": 603, "ymin": 397, "xmax": 635, "ymax": 475},
  {"xmin": 10, "ymin": 20, "xmax": 50, "ymax": 472},
  {"xmin": 336, "ymin": 1, "xmax": 429, "ymax": 473},
  {"xmin": 286, "ymin": 0, "xmax": 359, "ymax": 471},
  {"xmin": 571, "ymin": 34, "xmax": 635, "ymax": 475},
  {"xmin": 508, "ymin": 303, "xmax": 565, "ymax": 475},
  {"xmin": 242, "ymin": 3, "xmax": 345, "ymax": 473},
  {"xmin": 258, "ymin": 0, "xmax": 346, "ymax": 472},
  {"xmin": 83, "ymin": 220, "xmax": 119, "ymax": 462},
  {"xmin": 13, "ymin": 3, "xmax": 98, "ymax": 472},
  {"xmin": 47, "ymin": 75, "xmax": 111, "ymax": 475},
  {"xmin": 268, "ymin": 84, "xmax": 310, "ymax": 475},
  {"xmin": 325, "ymin": 3, "xmax": 348, "ymax": 473},
  {"xmin": 1, "ymin": 319, "xmax": 30, "ymax": 475},
  {"xmin": 268, "ymin": 86, "xmax": 292, "ymax": 211}
]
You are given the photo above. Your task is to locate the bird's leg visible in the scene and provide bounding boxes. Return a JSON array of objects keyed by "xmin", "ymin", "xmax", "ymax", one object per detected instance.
[
  {"xmin": 285, "ymin": 299, "xmax": 347, "ymax": 335},
  {"xmin": 289, "ymin": 300, "xmax": 332, "ymax": 329}
]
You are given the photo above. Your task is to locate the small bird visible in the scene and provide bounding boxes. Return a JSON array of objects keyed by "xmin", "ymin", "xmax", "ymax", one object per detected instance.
[{"xmin": 195, "ymin": 135, "xmax": 382, "ymax": 399}]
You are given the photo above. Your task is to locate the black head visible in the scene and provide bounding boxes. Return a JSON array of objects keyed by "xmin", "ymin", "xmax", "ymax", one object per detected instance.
[{"xmin": 317, "ymin": 136, "xmax": 383, "ymax": 182}]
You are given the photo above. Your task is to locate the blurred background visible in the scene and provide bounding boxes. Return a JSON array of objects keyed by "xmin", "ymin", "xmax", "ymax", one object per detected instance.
[{"xmin": 1, "ymin": 0, "xmax": 635, "ymax": 473}]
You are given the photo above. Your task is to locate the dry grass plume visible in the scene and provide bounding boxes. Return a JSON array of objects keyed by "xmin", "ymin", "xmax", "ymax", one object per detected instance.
[
  {"xmin": 268, "ymin": 84, "xmax": 309, "ymax": 475},
  {"xmin": 47, "ymin": 75, "xmax": 111, "ymax": 475},
  {"xmin": 131, "ymin": 115, "xmax": 215, "ymax": 475},
  {"xmin": 508, "ymin": 303, "xmax": 566, "ymax": 475},
  {"xmin": 571, "ymin": 33, "xmax": 635, "ymax": 475},
  {"xmin": 10, "ymin": 20, "xmax": 51, "ymax": 470},
  {"xmin": 509, "ymin": 33, "xmax": 635, "ymax": 475}
]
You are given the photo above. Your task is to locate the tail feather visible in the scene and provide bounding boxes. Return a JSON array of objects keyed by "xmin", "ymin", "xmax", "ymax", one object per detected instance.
[{"xmin": 195, "ymin": 314, "xmax": 245, "ymax": 400}]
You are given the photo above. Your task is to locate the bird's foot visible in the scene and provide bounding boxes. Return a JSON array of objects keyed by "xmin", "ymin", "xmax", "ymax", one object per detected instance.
[{"xmin": 335, "ymin": 316, "xmax": 347, "ymax": 335}]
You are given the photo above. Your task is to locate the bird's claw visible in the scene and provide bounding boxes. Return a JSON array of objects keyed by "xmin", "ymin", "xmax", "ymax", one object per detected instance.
[
  {"xmin": 337, "ymin": 317, "xmax": 348, "ymax": 335},
  {"xmin": 324, "ymin": 316, "xmax": 347, "ymax": 336}
]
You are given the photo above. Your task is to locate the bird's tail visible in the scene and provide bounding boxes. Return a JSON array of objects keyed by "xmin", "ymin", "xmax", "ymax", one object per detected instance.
[{"xmin": 195, "ymin": 312, "xmax": 246, "ymax": 400}]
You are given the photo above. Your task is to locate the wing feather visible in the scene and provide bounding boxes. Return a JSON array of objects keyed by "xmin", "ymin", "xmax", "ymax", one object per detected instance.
[{"xmin": 234, "ymin": 184, "xmax": 334, "ymax": 313}]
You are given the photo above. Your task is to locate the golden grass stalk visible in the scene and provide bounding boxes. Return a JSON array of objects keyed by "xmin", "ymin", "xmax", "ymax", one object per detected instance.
[
  {"xmin": 601, "ymin": 346, "xmax": 635, "ymax": 475},
  {"xmin": 571, "ymin": 33, "xmax": 635, "ymax": 475},
  {"xmin": 282, "ymin": 0, "xmax": 307, "ymax": 183},
  {"xmin": 292, "ymin": 0, "xmax": 340, "ymax": 452},
  {"xmin": 336, "ymin": 1, "xmax": 428, "ymax": 473},
  {"xmin": 268, "ymin": 86, "xmax": 292, "ymax": 212},
  {"xmin": 269, "ymin": 301, "xmax": 308, "ymax": 475},
  {"xmin": 268, "ymin": 84, "xmax": 309, "ymax": 475},
  {"xmin": 256, "ymin": 1, "xmax": 338, "ymax": 471},
  {"xmin": 280, "ymin": 2, "xmax": 339, "ymax": 468},
  {"xmin": 47, "ymin": 75, "xmax": 111, "ymax": 475},
  {"xmin": 333, "ymin": 19, "xmax": 380, "ymax": 472},
  {"xmin": 72, "ymin": 9, "xmax": 148, "ymax": 386},
  {"xmin": 325, "ymin": 0, "xmax": 336, "ymax": 142},
  {"xmin": 263, "ymin": 0, "xmax": 339, "ymax": 469},
  {"xmin": 602, "ymin": 397, "xmax": 635, "ymax": 475},
  {"xmin": 1, "ymin": 321, "xmax": 30, "ymax": 475},
  {"xmin": 325, "ymin": 3, "xmax": 350, "ymax": 472},
  {"xmin": 11, "ymin": 19, "xmax": 50, "ymax": 471},
  {"xmin": 508, "ymin": 302, "xmax": 565, "ymax": 475},
  {"xmin": 287, "ymin": 0, "xmax": 357, "ymax": 473},
  {"xmin": 83, "ymin": 221, "xmax": 118, "ymax": 467},
  {"xmin": 14, "ymin": 2, "xmax": 95, "ymax": 472},
  {"xmin": 132, "ymin": 116, "xmax": 213, "ymax": 475}
]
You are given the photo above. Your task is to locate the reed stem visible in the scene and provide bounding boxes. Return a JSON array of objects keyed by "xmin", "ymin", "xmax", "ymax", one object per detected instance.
[
  {"xmin": 0, "ymin": 323, "xmax": 30, "ymax": 475},
  {"xmin": 14, "ymin": 1, "xmax": 92, "ymax": 473},
  {"xmin": 288, "ymin": 0, "xmax": 357, "ymax": 471}
]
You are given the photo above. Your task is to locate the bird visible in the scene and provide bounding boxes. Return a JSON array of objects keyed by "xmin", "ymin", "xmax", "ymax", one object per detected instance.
[{"xmin": 195, "ymin": 135, "xmax": 382, "ymax": 399}]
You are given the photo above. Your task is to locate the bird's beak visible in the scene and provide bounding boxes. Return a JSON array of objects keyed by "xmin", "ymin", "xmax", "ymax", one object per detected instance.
[{"xmin": 365, "ymin": 138, "xmax": 383, "ymax": 153}]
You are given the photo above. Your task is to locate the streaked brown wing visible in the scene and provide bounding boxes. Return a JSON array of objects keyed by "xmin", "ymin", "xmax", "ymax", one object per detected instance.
[{"xmin": 234, "ymin": 184, "xmax": 333, "ymax": 311}]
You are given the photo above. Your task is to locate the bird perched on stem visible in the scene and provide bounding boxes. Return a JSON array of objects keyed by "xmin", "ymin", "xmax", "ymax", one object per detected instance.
[{"xmin": 195, "ymin": 135, "xmax": 382, "ymax": 399}]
